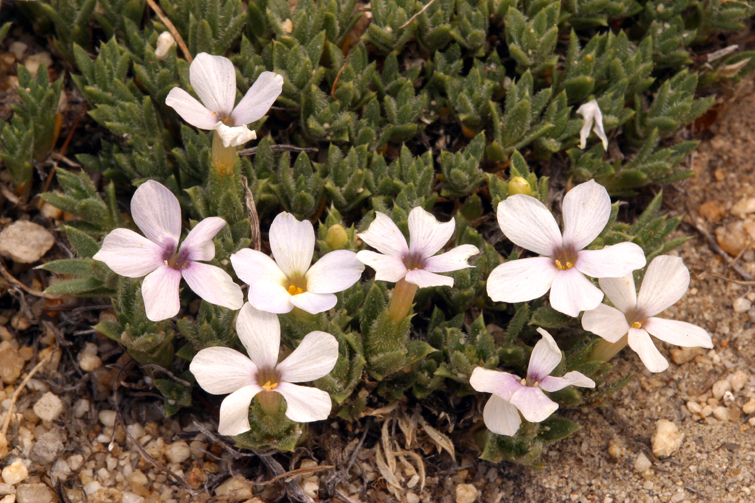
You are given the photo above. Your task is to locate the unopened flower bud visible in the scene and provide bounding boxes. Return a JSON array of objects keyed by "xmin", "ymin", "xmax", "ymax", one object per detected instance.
[
  {"xmin": 508, "ymin": 176, "xmax": 532, "ymax": 196},
  {"xmin": 155, "ymin": 31, "xmax": 176, "ymax": 60},
  {"xmin": 325, "ymin": 224, "xmax": 349, "ymax": 250}
]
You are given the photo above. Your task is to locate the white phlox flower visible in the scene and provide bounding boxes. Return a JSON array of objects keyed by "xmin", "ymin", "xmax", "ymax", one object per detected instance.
[
  {"xmin": 92, "ymin": 181, "xmax": 243, "ymax": 322},
  {"xmin": 581, "ymin": 255, "xmax": 712, "ymax": 373},
  {"xmin": 154, "ymin": 31, "xmax": 175, "ymax": 60},
  {"xmin": 165, "ymin": 53, "xmax": 283, "ymax": 147},
  {"xmin": 356, "ymin": 207, "xmax": 480, "ymax": 288},
  {"xmin": 190, "ymin": 303, "xmax": 339, "ymax": 435},
  {"xmin": 470, "ymin": 328, "xmax": 595, "ymax": 436},
  {"xmin": 231, "ymin": 212, "xmax": 365, "ymax": 315},
  {"xmin": 486, "ymin": 180, "xmax": 646, "ymax": 317},
  {"xmin": 576, "ymin": 99, "xmax": 608, "ymax": 151}
]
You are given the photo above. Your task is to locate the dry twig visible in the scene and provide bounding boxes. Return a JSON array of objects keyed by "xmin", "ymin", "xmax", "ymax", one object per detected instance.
[
  {"xmin": 2, "ymin": 349, "xmax": 55, "ymax": 436},
  {"xmin": 145, "ymin": 0, "xmax": 192, "ymax": 62},
  {"xmin": 237, "ymin": 144, "xmax": 318, "ymax": 156},
  {"xmin": 0, "ymin": 257, "xmax": 62, "ymax": 299},
  {"xmin": 242, "ymin": 176, "xmax": 262, "ymax": 252},
  {"xmin": 686, "ymin": 214, "xmax": 754, "ymax": 281},
  {"xmin": 399, "ymin": 0, "xmax": 439, "ymax": 29}
]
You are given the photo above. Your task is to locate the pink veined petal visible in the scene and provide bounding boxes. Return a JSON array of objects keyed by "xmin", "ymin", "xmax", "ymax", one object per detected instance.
[
  {"xmin": 268, "ymin": 212, "xmax": 315, "ymax": 279},
  {"xmin": 189, "ymin": 347, "xmax": 257, "ymax": 394},
  {"xmin": 289, "ymin": 292, "xmax": 337, "ymax": 314},
  {"xmin": 93, "ymin": 228, "xmax": 164, "ymax": 277},
  {"xmin": 356, "ymin": 251, "xmax": 407, "ymax": 282},
  {"xmin": 248, "ymin": 279, "xmax": 294, "ymax": 314},
  {"xmin": 181, "ymin": 262, "xmax": 243, "ymax": 310},
  {"xmin": 189, "ymin": 53, "xmax": 236, "ymax": 116},
  {"xmin": 469, "ymin": 367, "xmax": 523, "ymax": 401},
  {"xmin": 230, "ymin": 249, "xmax": 288, "ymax": 288},
  {"xmin": 407, "ymin": 207, "xmax": 455, "ymax": 259},
  {"xmin": 277, "ymin": 331, "xmax": 339, "ymax": 383},
  {"xmin": 642, "ymin": 317, "xmax": 712, "ymax": 349},
  {"xmin": 357, "ymin": 212, "xmax": 409, "ymax": 258},
  {"xmin": 423, "ymin": 244, "xmax": 479, "ymax": 273},
  {"xmin": 627, "ymin": 327, "xmax": 668, "ymax": 373},
  {"xmin": 131, "ymin": 180, "xmax": 182, "ymax": 248},
  {"xmin": 214, "ymin": 122, "xmax": 256, "ymax": 148},
  {"xmin": 165, "ymin": 87, "xmax": 221, "ymax": 129},
  {"xmin": 526, "ymin": 328, "xmax": 562, "ymax": 382},
  {"xmin": 230, "ymin": 71, "xmax": 284, "ymax": 126},
  {"xmin": 496, "ymin": 195, "xmax": 562, "ymax": 256},
  {"xmin": 306, "ymin": 250, "xmax": 365, "ymax": 294},
  {"xmin": 218, "ymin": 384, "xmax": 261, "ymax": 436},
  {"xmin": 539, "ymin": 371, "xmax": 595, "ymax": 393},
  {"xmin": 180, "ymin": 217, "xmax": 227, "ymax": 262},
  {"xmin": 486, "ymin": 257, "xmax": 558, "ymax": 303},
  {"xmin": 482, "ymin": 395, "xmax": 522, "ymax": 437},
  {"xmin": 235, "ymin": 303, "xmax": 281, "ymax": 370},
  {"xmin": 405, "ymin": 269, "xmax": 454, "ymax": 288},
  {"xmin": 141, "ymin": 265, "xmax": 183, "ymax": 321},
  {"xmin": 549, "ymin": 267, "xmax": 604, "ymax": 317},
  {"xmin": 581, "ymin": 303, "xmax": 630, "ymax": 343},
  {"xmin": 636, "ymin": 255, "xmax": 690, "ymax": 317},
  {"xmin": 598, "ymin": 273, "xmax": 637, "ymax": 313},
  {"xmin": 509, "ymin": 386, "xmax": 559, "ymax": 423},
  {"xmin": 561, "ymin": 180, "xmax": 611, "ymax": 251},
  {"xmin": 276, "ymin": 382, "xmax": 332, "ymax": 423},
  {"xmin": 574, "ymin": 242, "xmax": 646, "ymax": 278}
]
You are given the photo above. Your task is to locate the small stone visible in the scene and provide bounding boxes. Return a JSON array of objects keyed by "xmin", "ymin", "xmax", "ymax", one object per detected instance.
[
  {"xmin": 730, "ymin": 370, "xmax": 748, "ymax": 393},
  {"xmin": 0, "ymin": 483, "xmax": 13, "ymax": 495},
  {"xmin": 79, "ymin": 352, "xmax": 102, "ymax": 372},
  {"xmin": 686, "ymin": 401, "xmax": 702, "ymax": 414},
  {"xmin": 713, "ymin": 406, "xmax": 730, "ymax": 421},
  {"xmin": 16, "ymin": 483, "xmax": 55, "ymax": 503},
  {"xmin": 712, "ymin": 379, "xmax": 732, "ymax": 400},
  {"xmin": 301, "ymin": 478, "xmax": 318, "ymax": 499},
  {"xmin": 214, "ymin": 475, "xmax": 252, "ymax": 501},
  {"xmin": 33, "ymin": 392, "xmax": 65, "ymax": 422},
  {"xmin": 716, "ymin": 223, "xmax": 748, "ymax": 257},
  {"xmin": 455, "ymin": 483, "xmax": 478, "ymax": 503},
  {"xmin": 73, "ymin": 399, "xmax": 89, "ymax": 418},
  {"xmin": 122, "ymin": 493, "xmax": 145, "ymax": 503},
  {"xmin": 652, "ymin": 419, "xmax": 684, "ymax": 458},
  {"xmin": 406, "ymin": 493, "xmax": 420, "ymax": 503},
  {"xmin": 30, "ymin": 431, "xmax": 65, "ymax": 465},
  {"xmin": 749, "ymin": 417, "xmax": 755, "ymax": 427},
  {"xmin": 634, "ymin": 452, "xmax": 652, "ymax": 473},
  {"xmin": 608, "ymin": 443, "xmax": 623, "ymax": 460},
  {"xmin": 126, "ymin": 423, "xmax": 146, "ymax": 439},
  {"xmin": 0, "ymin": 221, "xmax": 55, "ymax": 264},
  {"xmin": 39, "ymin": 202, "xmax": 63, "ymax": 221},
  {"xmin": 8, "ymin": 42, "xmax": 27, "ymax": 61},
  {"xmin": 165, "ymin": 441, "xmax": 191, "ymax": 464},
  {"xmin": 698, "ymin": 200, "xmax": 726, "ymax": 223},
  {"xmin": 99, "ymin": 410, "xmax": 117, "ymax": 428},
  {"xmin": 643, "ymin": 481, "xmax": 654, "ymax": 490},
  {"xmin": 670, "ymin": 347, "xmax": 703, "ymax": 365},
  {"xmin": 0, "ymin": 495, "xmax": 13, "ymax": 503},
  {"xmin": 22, "ymin": 52, "xmax": 52, "ymax": 77},
  {"xmin": 51, "ymin": 459, "xmax": 71, "ymax": 481},
  {"xmin": 83, "ymin": 481, "xmax": 102, "ymax": 495},
  {"xmin": 742, "ymin": 399, "xmax": 755, "ymax": 415},
  {"xmin": 734, "ymin": 297, "xmax": 752, "ymax": 314},
  {"xmin": 2, "ymin": 460, "xmax": 28, "ymax": 485},
  {"xmin": 731, "ymin": 197, "xmax": 755, "ymax": 218},
  {"xmin": 0, "ymin": 347, "xmax": 24, "ymax": 384}
]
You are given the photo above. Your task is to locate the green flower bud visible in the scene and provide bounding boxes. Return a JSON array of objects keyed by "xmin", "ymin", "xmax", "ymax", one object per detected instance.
[
  {"xmin": 508, "ymin": 176, "xmax": 532, "ymax": 196},
  {"xmin": 326, "ymin": 224, "xmax": 349, "ymax": 250}
]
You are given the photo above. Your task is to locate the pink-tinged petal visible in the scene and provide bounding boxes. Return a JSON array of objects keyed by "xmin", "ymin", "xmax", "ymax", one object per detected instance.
[
  {"xmin": 561, "ymin": 180, "xmax": 611, "ymax": 251},
  {"xmin": 268, "ymin": 212, "xmax": 315, "ymax": 279},
  {"xmin": 93, "ymin": 228, "xmax": 163, "ymax": 277},
  {"xmin": 627, "ymin": 327, "xmax": 668, "ymax": 372},
  {"xmin": 236, "ymin": 303, "xmax": 281, "ymax": 370},
  {"xmin": 598, "ymin": 273, "xmax": 637, "ymax": 313},
  {"xmin": 539, "ymin": 371, "xmax": 595, "ymax": 392},
  {"xmin": 642, "ymin": 317, "xmax": 712, "ymax": 349},
  {"xmin": 165, "ymin": 87, "xmax": 221, "ymax": 129},
  {"xmin": 509, "ymin": 386, "xmax": 558, "ymax": 423},
  {"xmin": 549, "ymin": 268, "xmax": 604, "ymax": 317},
  {"xmin": 405, "ymin": 269, "xmax": 453, "ymax": 288},
  {"xmin": 357, "ymin": 212, "xmax": 409, "ymax": 258},
  {"xmin": 636, "ymin": 255, "xmax": 689, "ymax": 317},
  {"xmin": 131, "ymin": 180, "xmax": 182, "ymax": 247},
  {"xmin": 581, "ymin": 303, "xmax": 630, "ymax": 343},
  {"xmin": 423, "ymin": 245, "xmax": 479, "ymax": 273},
  {"xmin": 289, "ymin": 292, "xmax": 337, "ymax": 314},
  {"xmin": 141, "ymin": 265, "xmax": 182, "ymax": 321},
  {"xmin": 231, "ymin": 72, "xmax": 284, "ymax": 126},
  {"xmin": 230, "ymin": 249, "xmax": 288, "ymax": 287},
  {"xmin": 486, "ymin": 257, "xmax": 558, "ymax": 303},
  {"xmin": 575, "ymin": 242, "xmax": 646, "ymax": 278},
  {"xmin": 306, "ymin": 250, "xmax": 364, "ymax": 294},
  {"xmin": 218, "ymin": 384, "xmax": 261, "ymax": 436},
  {"xmin": 248, "ymin": 279, "xmax": 294, "ymax": 313},
  {"xmin": 180, "ymin": 217, "xmax": 226, "ymax": 262},
  {"xmin": 407, "ymin": 207, "xmax": 455, "ymax": 259},
  {"xmin": 276, "ymin": 382, "xmax": 332, "ymax": 423},
  {"xmin": 496, "ymin": 195, "xmax": 562, "ymax": 256},
  {"xmin": 278, "ymin": 331, "xmax": 338, "ymax": 383},
  {"xmin": 469, "ymin": 367, "xmax": 523, "ymax": 401},
  {"xmin": 482, "ymin": 395, "xmax": 521, "ymax": 437},
  {"xmin": 356, "ymin": 251, "xmax": 407, "ymax": 282},
  {"xmin": 189, "ymin": 347, "xmax": 257, "ymax": 394},
  {"xmin": 526, "ymin": 328, "xmax": 562, "ymax": 382},
  {"xmin": 182, "ymin": 262, "xmax": 243, "ymax": 310},
  {"xmin": 214, "ymin": 122, "xmax": 256, "ymax": 148},
  {"xmin": 190, "ymin": 53, "xmax": 236, "ymax": 116}
]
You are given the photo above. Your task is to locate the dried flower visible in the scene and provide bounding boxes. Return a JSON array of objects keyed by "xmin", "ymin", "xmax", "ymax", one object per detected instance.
[
  {"xmin": 154, "ymin": 31, "xmax": 175, "ymax": 60},
  {"xmin": 576, "ymin": 99, "xmax": 608, "ymax": 150}
]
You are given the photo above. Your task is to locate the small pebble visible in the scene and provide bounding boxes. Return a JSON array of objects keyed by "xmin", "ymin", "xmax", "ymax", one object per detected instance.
[
  {"xmin": 634, "ymin": 452, "xmax": 652, "ymax": 473},
  {"xmin": 78, "ymin": 352, "xmax": 102, "ymax": 372},
  {"xmin": 165, "ymin": 441, "xmax": 191, "ymax": 464},
  {"xmin": 742, "ymin": 399, "xmax": 755, "ymax": 415},
  {"xmin": 733, "ymin": 297, "xmax": 752, "ymax": 314},
  {"xmin": 16, "ymin": 482, "xmax": 55, "ymax": 503},
  {"xmin": 455, "ymin": 484, "xmax": 478, "ymax": 503},
  {"xmin": 749, "ymin": 417, "xmax": 755, "ymax": 427},
  {"xmin": 686, "ymin": 401, "xmax": 702, "ymax": 414},
  {"xmin": 0, "ymin": 347, "xmax": 24, "ymax": 384},
  {"xmin": 712, "ymin": 379, "xmax": 732, "ymax": 400},
  {"xmin": 713, "ymin": 406, "xmax": 730, "ymax": 422},
  {"xmin": 0, "ymin": 221, "xmax": 55, "ymax": 264},
  {"xmin": 652, "ymin": 419, "xmax": 684, "ymax": 458},
  {"xmin": 99, "ymin": 410, "xmax": 117, "ymax": 428},
  {"xmin": 73, "ymin": 399, "xmax": 89, "ymax": 418},
  {"xmin": 730, "ymin": 370, "xmax": 748, "ymax": 393},
  {"xmin": 33, "ymin": 392, "xmax": 65, "ymax": 422},
  {"xmin": 2, "ymin": 460, "xmax": 29, "ymax": 485},
  {"xmin": 122, "ymin": 493, "xmax": 145, "ymax": 503}
]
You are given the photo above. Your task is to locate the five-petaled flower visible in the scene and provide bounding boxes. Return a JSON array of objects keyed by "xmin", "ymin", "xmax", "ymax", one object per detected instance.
[
  {"xmin": 190, "ymin": 303, "xmax": 338, "ymax": 435},
  {"xmin": 93, "ymin": 181, "xmax": 243, "ymax": 321},
  {"xmin": 231, "ymin": 212, "xmax": 365, "ymax": 314},
  {"xmin": 356, "ymin": 207, "xmax": 479, "ymax": 288},
  {"xmin": 470, "ymin": 328, "xmax": 595, "ymax": 436},
  {"xmin": 486, "ymin": 180, "xmax": 646, "ymax": 317},
  {"xmin": 165, "ymin": 53, "xmax": 283, "ymax": 147},
  {"xmin": 582, "ymin": 255, "xmax": 712, "ymax": 372},
  {"xmin": 576, "ymin": 99, "xmax": 608, "ymax": 151}
]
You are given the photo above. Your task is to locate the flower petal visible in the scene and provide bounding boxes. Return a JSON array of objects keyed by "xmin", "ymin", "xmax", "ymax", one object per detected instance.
[
  {"xmin": 469, "ymin": 367, "xmax": 522, "ymax": 401},
  {"xmin": 218, "ymin": 384, "xmax": 261, "ymax": 436},
  {"xmin": 165, "ymin": 87, "xmax": 221, "ymax": 129},
  {"xmin": 214, "ymin": 123, "xmax": 257, "ymax": 147},
  {"xmin": 289, "ymin": 292, "xmax": 337, "ymax": 314},
  {"xmin": 356, "ymin": 251, "xmax": 407, "ymax": 282},
  {"xmin": 509, "ymin": 386, "xmax": 558, "ymax": 423},
  {"xmin": 235, "ymin": 303, "xmax": 281, "ymax": 370},
  {"xmin": 93, "ymin": 228, "xmax": 164, "ymax": 277},
  {"xmin": 306, "ymin": 250, "xmax": 364, "ymax": 294},
  {"xmin": 496, "ymin": 195, "xmax": 562, "ymax": 256},
  {"xmin": 526, "ymin": 328, "xmax": 562, "ymax": 382},
  {"xmin": 561, "ymin": 180, "xmax": 611, "ymax": 251},
  {"xmin": 423, "ymin": 244, "xmax": 479, "ymax": 273},
  {"xmin": 131, "ymin": 180, "xmax": 182, "ymax": 248},
  {"xmin": 598, "ymin": 273, "xmax": 637, "ymax": 313},
  {"xmin": 268, "ymin": 212, "xmax": 315, "ymax": 279},
  {"xmin": 180, "ymin": 217, "xmax": 226, "ymax": 262},
  {"xmin": 182, "ymin": 262, "xmax": 243, "ymax": 310},
  {"xmin": 230, "ymin": 249, "xmax": 288, "ymax": 287},
  {"xmin": 581, "ymin": 303, "xmax": 630, "ymax": 343},
  {"xmin": 190, "ymin": 347, "xmax": 257, "ymax": 394},
  {"xmin": 230, "ymin": 71, "xmax": 284, "ymax": 126},
  {"xmin": 539, "ymin": 371, "xmax": 595, "ymax": 392},
  {"xmin": 248, "ymin": 279, "xmax": 294, "ymax": 314},
  {"xmin": 575, "ymin": 242, "xmax": 646, "ymax": 278},
  {"xmin": 549, "ymin": 268, "xmax": 604, "ymax": 317},
  {"xmin": 276, "ymin": 382, "xmax": 332, "ymax": 423},
  {"xmin": 576, "ymin": 99, "xmax": 608, "ymax": 151},
  {"xmin": 278, "ymin": 331, "xmax": 339, "ymax": 383},
  {"xmin": 642, "ymin": 317, "xmax": 712, "ymax": 349},
  {"xmin": 190, "ymin": 53, "xmax": 236, "ymax": 116},
  {"xmin": 627, "ymin": 327, "xmax": 668, "ymax": 372},
  {"xmin": 405, "ymin": 269, "xmax": 453, "ymax": 288},
  {"xmin": 636, "ymin": 255, "xmax": 689, "ymax": 317},
  {"xmin": 482, "ymin": 395, "xmax": 521, "ymax": 437},
  {"xmin": 486, "ymin": 257, "xmax": 558, "ymax": 303},
  {"xmin": 357, "ymin": 212, "xmax": 409, "ymax": 258},
  {"xmin": 141, "ymin": 265, "xmax": 183, "ymax": 321},
  {"xmin": 407, "ymin": 207, "xmax": 455, "ymax": 259}
]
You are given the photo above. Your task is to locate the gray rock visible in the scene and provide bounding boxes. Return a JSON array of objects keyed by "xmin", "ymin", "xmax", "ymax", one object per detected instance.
[
  {"xmin": 30, "ymin": 431, "xmax": 65, "ymax": 465},
  {"xmin": 16, "ymin": 483, "xmax": 55, "ymax": 503},
  {"xmin": 0, "ymin": 221, "xmax": 55, "ymax": 264}
]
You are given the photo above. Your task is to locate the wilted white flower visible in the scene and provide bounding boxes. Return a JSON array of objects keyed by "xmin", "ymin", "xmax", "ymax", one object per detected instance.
[
  {"xmin": 154, "ymin": 31, "xmax": 175, "ymax": 60},
  {"xmin": 576, "ymin": 99, "xmax": 608, "ymax": 151}
]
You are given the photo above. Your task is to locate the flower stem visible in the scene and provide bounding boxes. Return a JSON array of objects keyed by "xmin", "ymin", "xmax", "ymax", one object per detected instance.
[
  {"xmin": 590, "ymin": 334, "xmax": 628, "ymax": 363},
  {"xmin": 211, "ymin": 130, "xmax": 237, "ymax": 175},
  {"xmin": 387, "ymin": 279, "xmax": 418, "ymax": 323},
  {"xmin": 257, "ymin": 390, "xmax": 282, "ymax": 416}
]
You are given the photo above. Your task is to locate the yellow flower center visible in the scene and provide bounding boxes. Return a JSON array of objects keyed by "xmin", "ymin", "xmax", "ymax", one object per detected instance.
[
  {"xmin": 262, "ymin": 380, "xmax": 278, "ymax": 391},
  {"xmin": 631, "ymin": 321, "xmax": 642, "ymax": 329},
  {"xmin": 288, "ymin": 284, "xmax": 304, "ymax": 295},
  {"xmin": 554, "ymin": 259, "xmax": 574, "ymax": 270}
]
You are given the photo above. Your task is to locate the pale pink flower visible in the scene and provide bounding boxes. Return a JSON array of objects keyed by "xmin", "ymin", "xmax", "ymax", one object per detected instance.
[
  {"xmin": 470, "ymin": 328, "xmax": 594, "ymax": 436},
  {"xmin": 93, "ymin": 181, "xmax": 243, "ymax": 321},
  {"xmin": 190, "ymin": 303, "xmax": 338, "ymax": 435},
  {"xmin": 486, "ymin": 180, "xmax": 646, "ymax": 317},
  {"xmin": 582, "ymin": 255, "xmax": 712, "ymax": 372},
  {"xmin": 576, "ymin": 99, "xmax": 608, "ymax": 150}
]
